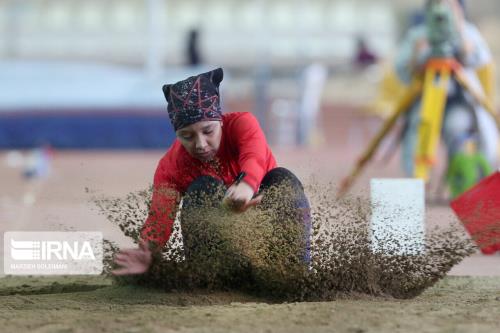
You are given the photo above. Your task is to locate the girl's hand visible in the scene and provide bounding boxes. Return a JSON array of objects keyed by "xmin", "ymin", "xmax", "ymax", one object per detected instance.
[
  {"xmin": 224, "ymin": 181, "xmax": 262, "ymax": 212},
  {"xmin": 112, "ymin": 240, "xmax": 152, "ymax": 276}
]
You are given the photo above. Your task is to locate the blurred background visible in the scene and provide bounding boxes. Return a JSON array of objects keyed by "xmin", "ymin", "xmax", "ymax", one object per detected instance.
[{"xmin": 1, "ymin": 0, "xmax": 499, "ymax": 275}]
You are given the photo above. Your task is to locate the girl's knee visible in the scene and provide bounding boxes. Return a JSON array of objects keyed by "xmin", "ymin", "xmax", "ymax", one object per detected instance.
[
  {"xmin": 261, "ymin": 167, "xmax": 303, "ymax": 191},
  {"xmin": 186, "ymin": 175, "xmax": 224, "ymax": 194}
]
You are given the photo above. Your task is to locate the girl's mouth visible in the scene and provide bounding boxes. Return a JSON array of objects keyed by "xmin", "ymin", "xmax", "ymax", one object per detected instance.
[{"xmin": 196, "ymin": 151, "xmax": 214, "ymax": 160}]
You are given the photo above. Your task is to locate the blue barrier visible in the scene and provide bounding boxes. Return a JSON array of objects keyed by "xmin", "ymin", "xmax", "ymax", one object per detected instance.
[{"xmin": 0, "ymin": 110, "xmax": 175, "ymax": 149}]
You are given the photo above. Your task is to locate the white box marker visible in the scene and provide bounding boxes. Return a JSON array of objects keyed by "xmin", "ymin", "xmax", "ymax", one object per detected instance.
[{"xmin": 370, "ymin": 179, "xmax": 425, "ymax": 255}]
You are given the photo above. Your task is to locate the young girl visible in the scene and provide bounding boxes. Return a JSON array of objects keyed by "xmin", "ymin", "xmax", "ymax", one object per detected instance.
[{"xmin": 113, "ymin": 68, "xmax": 310, "ymax": 275}]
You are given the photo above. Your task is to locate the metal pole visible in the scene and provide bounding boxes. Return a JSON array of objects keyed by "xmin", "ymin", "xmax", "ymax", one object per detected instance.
[{"xmin": 145, "ymin": 0, "xmax": 165, "ymax": 78}]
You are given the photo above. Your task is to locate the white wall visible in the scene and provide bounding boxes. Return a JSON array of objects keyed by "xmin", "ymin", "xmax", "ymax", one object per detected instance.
[{"xmin": 0, "ymin": 0, "xmax": 398, "ymax": 67}]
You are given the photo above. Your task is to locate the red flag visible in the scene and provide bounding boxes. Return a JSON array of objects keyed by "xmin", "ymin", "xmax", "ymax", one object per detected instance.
[{"xmin": 450, "ymin": 170, "xmax": 500, "ymax": 254}]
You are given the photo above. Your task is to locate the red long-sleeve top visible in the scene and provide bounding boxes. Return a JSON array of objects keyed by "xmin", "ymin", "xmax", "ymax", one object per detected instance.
[{"xmin": 141, "ymin": 112, "xmax": 277, "ymax": 248}]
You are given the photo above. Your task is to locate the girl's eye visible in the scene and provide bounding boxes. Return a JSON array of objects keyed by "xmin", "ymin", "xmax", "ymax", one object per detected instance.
[
  {"xmin": 203, "ymin": 131, "xmax": 213, "ymax": 135},
  {"xmin": 181, "ymin": 135, "xmax": 193, "ymax": 140}
]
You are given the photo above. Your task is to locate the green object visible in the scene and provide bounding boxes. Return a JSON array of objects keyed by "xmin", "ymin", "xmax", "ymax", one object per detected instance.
[{"xmin": 446, "ymin": 151, "xmax": 493, "ymax": 198}]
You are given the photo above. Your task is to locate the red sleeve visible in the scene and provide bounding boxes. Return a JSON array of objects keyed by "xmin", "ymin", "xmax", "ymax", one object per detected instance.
[
  {"xmin": 233, "ymin": 113, "xmax": 272, "ymax": 192},
  {"xmin": 140, "ymin": 155, "xmax": 180, "ymax": 249}
]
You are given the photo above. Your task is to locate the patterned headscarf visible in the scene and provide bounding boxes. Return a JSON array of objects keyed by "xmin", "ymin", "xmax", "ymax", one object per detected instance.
[{"xmin": 162, "ymin": 68, "xmax": 223, "ymax": 131}]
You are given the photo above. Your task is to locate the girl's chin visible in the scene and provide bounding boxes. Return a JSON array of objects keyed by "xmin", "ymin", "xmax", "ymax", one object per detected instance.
[{"xmin": 193, "ymin": 152, "xmax": 215, "ymax": 161}]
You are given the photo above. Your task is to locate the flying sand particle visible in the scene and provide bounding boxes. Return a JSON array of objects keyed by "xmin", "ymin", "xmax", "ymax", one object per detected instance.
[{"xmin": 94, "ymin": 180, "xmax": 475, "ymax": 301}]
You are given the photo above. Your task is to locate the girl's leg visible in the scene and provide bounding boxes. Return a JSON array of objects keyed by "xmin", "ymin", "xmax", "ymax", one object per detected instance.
[
  {"xmin": 181, "ymin": 175, "xmax": 253, "ymax": 287},
  {"xmin": 442, "ymin": 100, "xmax": 476, "ymax": 158},
  {"xmin": 182, "ymin": 175, "xmax": 225, "ymax": 210},
  {"xmin": 259, "ymin": 167, "xmax": 311, "ymax": 263},
  {"xmin": 181, "ymin": 176, "xmax": 225, "ymax": 260}
]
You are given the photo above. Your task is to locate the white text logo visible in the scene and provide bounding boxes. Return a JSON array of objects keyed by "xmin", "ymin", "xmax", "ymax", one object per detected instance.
[{"xmin": 4, "ymin": 232, "xmax": 103, "ymax": 275}]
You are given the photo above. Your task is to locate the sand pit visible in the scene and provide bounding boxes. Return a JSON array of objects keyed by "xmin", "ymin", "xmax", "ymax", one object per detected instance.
[
  {"xmin": 92, "ymin": 180, "xmax": 476, "ymax": 301},
  {"xmin": 0, "ymin": 275, "xmax": 499, "ymax": 333}
]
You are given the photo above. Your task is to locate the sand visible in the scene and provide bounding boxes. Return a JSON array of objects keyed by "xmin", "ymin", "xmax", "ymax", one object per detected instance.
[
  {"xmin": 0, "ymin": 275, "xmax": 499, "ymax": 333},
  {"xmin": 93, "ymin": 181, "xmax": 475, "ymax": 301}
]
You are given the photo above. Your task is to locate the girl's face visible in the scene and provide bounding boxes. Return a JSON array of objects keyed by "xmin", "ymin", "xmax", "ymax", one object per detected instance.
[{"xmin": 176, "ymin": 120, "xmax": 223, "ymax": 162}]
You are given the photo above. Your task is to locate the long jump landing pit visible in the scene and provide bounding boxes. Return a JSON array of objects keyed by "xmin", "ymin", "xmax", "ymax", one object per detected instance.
[{"xmin": 1, "ymin": 150, "xmax": 499, "ymax": 333}]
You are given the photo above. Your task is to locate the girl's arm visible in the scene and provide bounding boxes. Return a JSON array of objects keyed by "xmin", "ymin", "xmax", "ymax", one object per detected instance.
[
  {"xmin": 141, "ymin": 159, "xmax": 180, "ymax": 251},
  {"xmin": 233, "ymin": 112, "xmax": 273, "ymax": 193}
]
